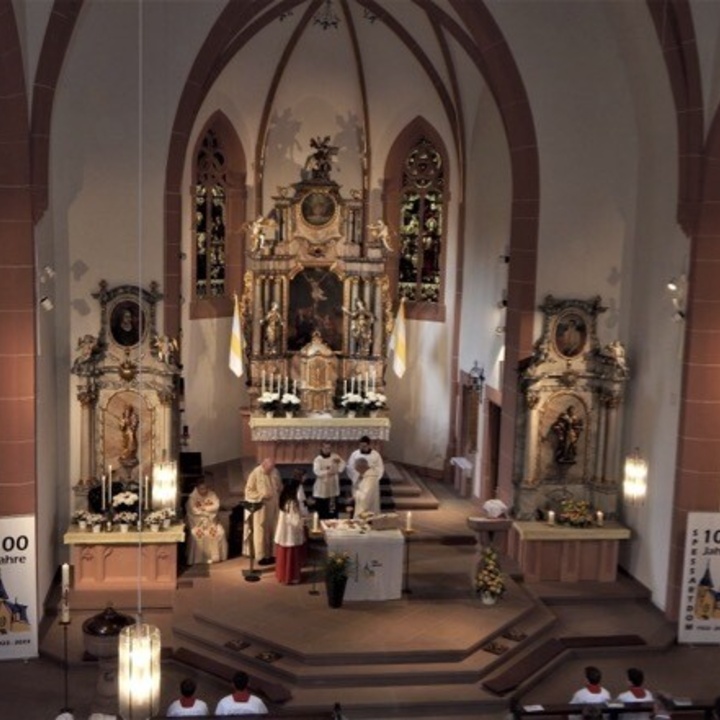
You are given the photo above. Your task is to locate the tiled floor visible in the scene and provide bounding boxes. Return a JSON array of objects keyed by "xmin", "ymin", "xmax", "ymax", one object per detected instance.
[{"xmin": 7, "ymin": 472, "xmax": 719, "ymax": 720}]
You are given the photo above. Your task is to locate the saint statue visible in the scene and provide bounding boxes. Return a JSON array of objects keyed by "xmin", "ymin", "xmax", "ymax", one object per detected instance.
[
  {"xmin": 551, "ymin": 405, "xmax": 583, "ymax": 465},
  {"xmin": 119, "ymin": 403, "xmax": 140, "ymax": 468},
  {"xmin": 343, "ymin": 299, "xmax": 374, "ymax": 356},
  {"xmin": 261, "ymin": 301, "xmax": 283, "ymax": 355}
]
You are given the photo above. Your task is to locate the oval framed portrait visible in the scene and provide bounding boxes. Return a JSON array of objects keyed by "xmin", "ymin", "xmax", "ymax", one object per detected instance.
[
  {"xmin": 553, "ymin": 312, "xmax": 587, "ymax": 358},
  {"xmin": 300, "ymin": 191, "xmax": 337, "ymax": 228},
  {"xmin": 110, "ymin": 299, "xmax": 145, "ymax": 348}
]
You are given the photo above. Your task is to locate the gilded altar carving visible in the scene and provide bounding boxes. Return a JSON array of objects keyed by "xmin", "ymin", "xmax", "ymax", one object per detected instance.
[{"xmin": 514, "ymin": 296, "xmax": 628, "ymax": 520}]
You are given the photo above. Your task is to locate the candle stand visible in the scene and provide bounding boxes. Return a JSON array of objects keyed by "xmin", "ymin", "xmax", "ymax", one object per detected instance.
[
  {"xmin": 308, "ymin": 530, "xmax": 323, "ymax": 596},
  {"xmin": 58, "ymin": 615, "xmax": 72, "ymax": 716},
  {"xmin": 402, "ymin": 528, "xmax": 415, "ymax": 594}
]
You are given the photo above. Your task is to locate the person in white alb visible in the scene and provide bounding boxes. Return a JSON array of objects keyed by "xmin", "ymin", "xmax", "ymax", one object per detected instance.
[
  {"xmin": 346, "ymin": 435, "xmax": 384, "ymax": 498},
  {"xmin": 215, "ymin": 671, "xmax": 268, "ymax": 716},
  {"xmin": 166, "ymin": 678, "xmax": 209, "ymax": 717},
  {"xmin": 312, "ymin": 442, "xmax": 346, "ymax": 519},
  {"xmin": 615, "ymin": 668, "xmax": 653, "ymax": 720},
  {"xmin": 569, "ymin": 666, "xmax": 611, "ymax": 719},
  {"xmin": 243, "ymin": 458, "xmax": 282, "ymax": 565},
  {"xmin": 350, "ymin": 457, "xmax": 381, "ymax": 518}
]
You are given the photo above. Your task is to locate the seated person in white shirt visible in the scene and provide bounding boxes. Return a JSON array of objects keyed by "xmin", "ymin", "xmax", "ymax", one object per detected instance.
[
  {"xmin": 186, "ymin": 479, "xmax": 228, "ymax": 565},
  {"xmin": 616, "ymin": 667, "xmax": 653, "ymax": 720},
  {"xmin": 570, "ymin": 665, "xmax": 611, "ymax": 706},
  {"xmin": 215, "ymin": 670, "xmax": 268, "ymax": 716}
]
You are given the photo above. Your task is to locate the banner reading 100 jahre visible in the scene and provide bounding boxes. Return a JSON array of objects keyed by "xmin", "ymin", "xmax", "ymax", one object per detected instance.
[
  {"xmin": 0, "ymin": 515, "xmax": 38, "ymax": 660},
  {"xmin": 679, "ymin": 511, "xmax": 720, "ymax": 644}
]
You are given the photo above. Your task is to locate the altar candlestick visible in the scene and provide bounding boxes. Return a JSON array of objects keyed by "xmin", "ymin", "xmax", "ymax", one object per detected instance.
[
  {"xmin": 312, "ymin": 512, "xmax": 319, "ymax": 533},
  {"xmin": 144, "ymin": 475, "xmax": 150, "ymax": 510},
  {"xmin": 60, "ymin": 603, "xmax": 70, "ymax": 624},
  {"xmin": 61, "ymin": 563, "xmax": 70, "ymax": 595},
  {"xmin": 547, "ymin": 510, "xmax": 555, "ymax": 525},
  {"xmin": 293, "ymin": 379, "xmax": 298, "ymax": 395},
  {"xmin": 261, "ymin": 370, "xmax": 266, "ymax": 394},
  {"xmin": 285, "ymin": 375, "xmax": 289, "ymax": 393},
  {"xmin": 406, "ymin": 511, "xmax": 413, "ymax": 532},
  {"xmin": 596, "ymin": 510, "xmax": 604, "ymax": 527},
  {"xmin": 365, "ymin": 371, "xmax": 369, "ymax": 393},
  {"xmin": 343, "ymin": 379, "xmax": 348, "ymax": 395},
  {"xmin": 351, "ymin": 376, "xmax": 355, "ymax": 394}
]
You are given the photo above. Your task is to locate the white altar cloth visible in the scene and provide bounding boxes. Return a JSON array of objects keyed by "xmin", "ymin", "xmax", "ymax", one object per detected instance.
[{"xmin": 325, "ymin": 527, "xmax": 404, "ymax": 601}]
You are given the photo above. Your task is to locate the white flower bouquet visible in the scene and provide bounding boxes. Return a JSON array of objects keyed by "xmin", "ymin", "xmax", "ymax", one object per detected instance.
[
  {"xmin": 144, "ymin": 510, "xmax": 165, "ymax": 526},
  {"xmin": 280, "ymin": 392, "xmax": 301, "ymax": 410},
  {"xmin": 112, "ymin": 491, "xmax": 139, "ymax": 508},
  {"xmin": 72, "ymin": 510, "xmax": 90, "ymax": 524},
  {"xmin": 340, "ymin": 392, "xmax": 364, "ymax": 412},
  {"xmin": 86, "ymin": 513, "xmax": 105, "ymax": 527},
  {"xmin": 258, "ymin": 391, "xmax": 280, "ymax": 412},
  {"xmin": 114, "ymin": 511, "xmax": 138, "ymax": 525},
  {"xmin": 364, "ymin": 391, "xmax": 387, "ymax": 410}
]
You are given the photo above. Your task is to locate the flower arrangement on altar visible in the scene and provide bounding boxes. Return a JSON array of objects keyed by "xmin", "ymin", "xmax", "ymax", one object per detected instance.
[
  {"xmin": 325, "ymin": 551, "xmax": 352, "ymax": 581},
  {"xmin": 474, "ymin": 546, "xmax": 506, "ymax": 599},
  {"xmin": 340, "ymin": 392, "xmax": 364, "ymax": 413},
  {"xmin": 72, "ymin": 510, "xmax": 90, "ymax": 524},
  {"xmin": 280, "ymin": 392, "xmax": 301, "ymax": 413},
  {"xmin": 114, "ymin": 511, "xmax": 138, "ymax": 526},
  {"xmin": 86, "ymin": 513, "xmax": 105, "ymax": 527},
  {"xmin": 363, "ymin": 391, "xmax": 387, "ymax": 411},
  {"xmin": 144, "ymin": 510, "xmax": 165, "ymax": 527},
  {"xmin": 258, "ymin": 391, "xmax": 281, "ymax": 413},
  {"xmin": 557, "ymin": 498, "xmax": 594, "ymax": 527},
  {"xmin": 112, "ymin": 491, "xmax": 139, "ymax": 510},
  {"xmin": 159, "ymin": 508, "xmax": 176, "ymax": 522}
]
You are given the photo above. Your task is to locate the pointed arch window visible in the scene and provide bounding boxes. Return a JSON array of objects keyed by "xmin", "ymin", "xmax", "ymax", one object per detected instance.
[
  {"xmin": 385, "ymin": 120, "xmax": 448, "ymax": 322},
  {"xmin": 190, "ymin": 115, "xmax": 246, "ymax": 319}
]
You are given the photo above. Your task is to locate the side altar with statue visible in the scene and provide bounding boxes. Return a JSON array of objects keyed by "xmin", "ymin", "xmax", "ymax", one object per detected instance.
[{"xmin": 238, "ymin": 136, "xmax": 398, "ymax": 459}]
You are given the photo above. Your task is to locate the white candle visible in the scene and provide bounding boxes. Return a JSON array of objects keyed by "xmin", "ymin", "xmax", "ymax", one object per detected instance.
[
  {"xmin": 351, "ymin": 376, "xmax": 355, "ymax": 394},
  {"xmin": 61, "ymin": 563, "xmax": 70, "ymax": 595},
  {"xmin": 285, "ymin": 375, "xmax": 289, "ymax": 393},
  {"xmin": 293, "ymin": 379, "xmax": 298, "ymax": 395},
  {"xmin": 343, "ymin": 379, "xmax": 348, "ymax": 395},
  {"xmin": 365, "ymin": 371, "xmax": 369, "ymax": 393},
  {"xmin": 548, "ymin": 510, "xmax": 555, "ymax": 525},
  {"xmin": 406, "ymin": 511, "xmax": 412, "ymax": 532},
  {"xmin": 261, "ymin": 370, "xmax": 266, "ymax": 394},
  {"xmin": 596, "ymin": 510, "xmax": 604, "ymax": 526},
  {"xmin": 312, "ymin": 512, "xmax": 319, "ymax": 532},
  {"xmin": 60, "ymin": 603, "xmax": 70, "ymax": 624},
  {"xmin": 144, "ymin": 475, "xmax": 150, "ymax": 510}
]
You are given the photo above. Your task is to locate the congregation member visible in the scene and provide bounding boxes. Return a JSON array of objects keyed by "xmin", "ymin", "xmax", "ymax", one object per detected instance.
[
  {"xmin": 312, "ymin": 441, "xmax": 346, "ymax": 519},
  {"xmin": 350, "ymin": 457, "xmax": 381, "ymax": 517},
  {"xmin": 347, "ymin": 435, "xmax": 384, "ymax": 498},
  {"xmin": 244, "ymin": 457, "xmax": 282, "ymax": 566},
  {"xmin": 616, "ymin": 667, "xmax": 653, "ymax": 720},
  {"xmin": 215, "ymin": 671, "xmax": 268, "ymax": 716},
  {"xmin": 166, "ymin": 677, "xmax": 210, "ymax": 717},
  {"xmin": 186, "ymin": 479, "xmax": 228, "ymax": 565},
  {"xmin": 569, "ymin": 666, "xmax": 611, "ymax": 714},
  {"xmin": 274, "ymin": 468, "xmax": 309, "ymax": 584}
]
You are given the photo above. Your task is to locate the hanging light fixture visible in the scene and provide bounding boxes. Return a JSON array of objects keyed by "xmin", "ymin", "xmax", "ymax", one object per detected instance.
[
  {"xmin": 118, "ymin": 4, "xmax": 161, "ymax": 717},
  {"xmin": 152, "ymin": 459, "xmax": 177, "ymax": 510},
  {"xmin": 623, "ymin": 447, "xmax": 648, "ymax": 503}
]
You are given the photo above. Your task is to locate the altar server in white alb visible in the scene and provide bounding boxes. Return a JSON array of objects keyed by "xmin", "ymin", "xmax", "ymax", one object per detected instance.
[
  {"xmin": 186, "ymin": 479, "xmax": 228, "ymax": 565},
  {"xmin": 312, "ymin": 442, "xmax": 346, "ymax": 519},
  {"xmin": 351, "ymin": 457, "xmax": 381, "ymax": 518},
  {"xmin": 166, "ymin": 678, "xmax": 210, "ymax": 717},
  {"xmin": 347, "ymin": 435, "xmax": 384, "ymax": 496}
]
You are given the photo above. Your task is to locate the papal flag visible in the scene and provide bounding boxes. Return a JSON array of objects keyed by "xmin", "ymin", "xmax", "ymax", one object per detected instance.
[
  {"xmin": 388, "ymin": 297, "xmax": 407, "ymax": 378},
  {"xmin": 229, "ymin": 294, "xmax": 244, "ymax": 377}
]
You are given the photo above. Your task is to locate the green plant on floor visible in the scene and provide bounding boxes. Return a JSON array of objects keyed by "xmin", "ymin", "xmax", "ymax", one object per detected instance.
[{"xmin": 474, "ymin": 546, "xmax": 505, "ymax": 598}]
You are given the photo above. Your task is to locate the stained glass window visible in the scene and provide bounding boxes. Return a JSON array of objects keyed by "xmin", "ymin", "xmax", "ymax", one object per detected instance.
[
  {"xmin": 398, "ymin": 138, "xmax": 443, "ymax": 303},
  {"xmin": 194, "ymin": 130, "xmax": 227, "ymax": 299}
]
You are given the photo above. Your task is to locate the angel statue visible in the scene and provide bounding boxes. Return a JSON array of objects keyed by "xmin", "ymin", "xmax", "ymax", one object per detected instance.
[
  {"xmin": 152, "ymin": 334, "xmax": 179, "ymax": 366},
  {"xmin": 303, "ymin": 136, "xmax": 338, "ymax": 181},
  {"xmin": 71, "ymin": 334, "xmax": 100, "ymax": 375},
  {"xmin": 368, "ymin": 219, "xmax": 393, "ymax": 252}
]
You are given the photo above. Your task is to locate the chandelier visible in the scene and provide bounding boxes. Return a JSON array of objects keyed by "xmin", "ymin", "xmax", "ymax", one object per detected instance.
[{"xmin": 623, "ymin": 448, "xmax": 648, "ymax": 504}]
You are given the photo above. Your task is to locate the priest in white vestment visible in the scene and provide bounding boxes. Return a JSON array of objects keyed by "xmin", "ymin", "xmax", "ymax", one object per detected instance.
[
  {"xmin": 351, "ymin": 458, "xmax": 381, "ymax": 517},
  {"xmin": 243, "ymin": 457, "xmax": 282, "ymax": 565},
  {"xmin": 346, "ymin": 435, "xmax": 384, "ymax": 492},
  {"xmin": 186, "ymin": 479, "xmax": 228, "ymax": 564}
]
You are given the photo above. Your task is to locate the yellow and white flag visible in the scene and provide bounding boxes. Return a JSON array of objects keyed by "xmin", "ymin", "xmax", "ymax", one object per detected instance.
[
  {"xmin": 388, "ymin": 298, "xmax": 407, "ymax": 378},
  {"xmin": 229, "ymin": 294, "xmax": 244, "ymax": 377}
]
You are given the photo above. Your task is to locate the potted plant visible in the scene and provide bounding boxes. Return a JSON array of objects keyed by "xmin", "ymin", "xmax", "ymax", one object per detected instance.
[
  {"xmin": 364, "ymin": 391, "xmax": 387, "ymax": 416},
  {"xmin": 72, "ymin": 509, "xmax": 90, "ymax": 530},
  {"xmin": 86, "ymin": 513, "xmax": 105, "ymax": 532},
  {"xmin": 280, "ymin": 392, "xmax": 301, "ymax": 417},
  {"xmin": 339, "ymin": 392, "xmax": 364, "ymax": 417},
  {"xmin": 258, "ymin": 391, "xmax": 281, "ymax": 417},
  {"xmin": 113, "ymin": 511, "xmax": 138, "ymax": 532},
  {"xmin": 324, "ymin": 551, "xmax": 352, "ymax": 608},
  {"xmin": 159, "ymin": 507, "xmax": 176, "ymax": 528},
  {"xmin": 474, "ymin": 546, "xmax": 506, "ymax": 605},
  {"xmin": 144, "ymin": 510, "xmax": 165, "ymax": 531}
]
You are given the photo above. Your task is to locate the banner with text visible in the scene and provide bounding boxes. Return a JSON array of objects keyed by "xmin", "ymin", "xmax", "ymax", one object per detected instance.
[
  {"xmin": 0, "ymin": 515, "xmax": 38, "ymax": 659},
  {"xmin": 679, "ymin": 511, "xmax": 720, "ymax": 644}
]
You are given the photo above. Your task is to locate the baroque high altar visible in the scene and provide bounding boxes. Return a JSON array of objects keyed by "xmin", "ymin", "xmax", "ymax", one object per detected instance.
[{"xmin": 240, "ymin": 137, "xmax": 395, "ymax": 420}]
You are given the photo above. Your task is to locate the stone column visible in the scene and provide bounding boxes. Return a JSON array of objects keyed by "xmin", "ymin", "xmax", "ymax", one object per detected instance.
[{"xmin": 77, "ymin": 382, "xmax": 99, "ymax": 484}]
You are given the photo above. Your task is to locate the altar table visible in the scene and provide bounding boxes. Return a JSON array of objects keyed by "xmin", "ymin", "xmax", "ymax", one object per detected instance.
[
  {"xmin": 324, "ymin": 527, "xmax": 404, "ymax": 601},
  {"xmin": 63, "ymin": 524, "xmax": 185, "ymax": 608},
  {"xmin": 509, "ymin": 521, "xmax": 631, "ymax": 583},
  {"xmin": 247, "ymin": 415, "xmax": 390, "ymax": 463}
]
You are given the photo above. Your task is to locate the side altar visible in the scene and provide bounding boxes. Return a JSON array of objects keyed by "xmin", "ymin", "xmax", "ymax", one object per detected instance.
[{"xmin": 247, "ymin": 415, "xmax": 390, "ymax": 463}]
